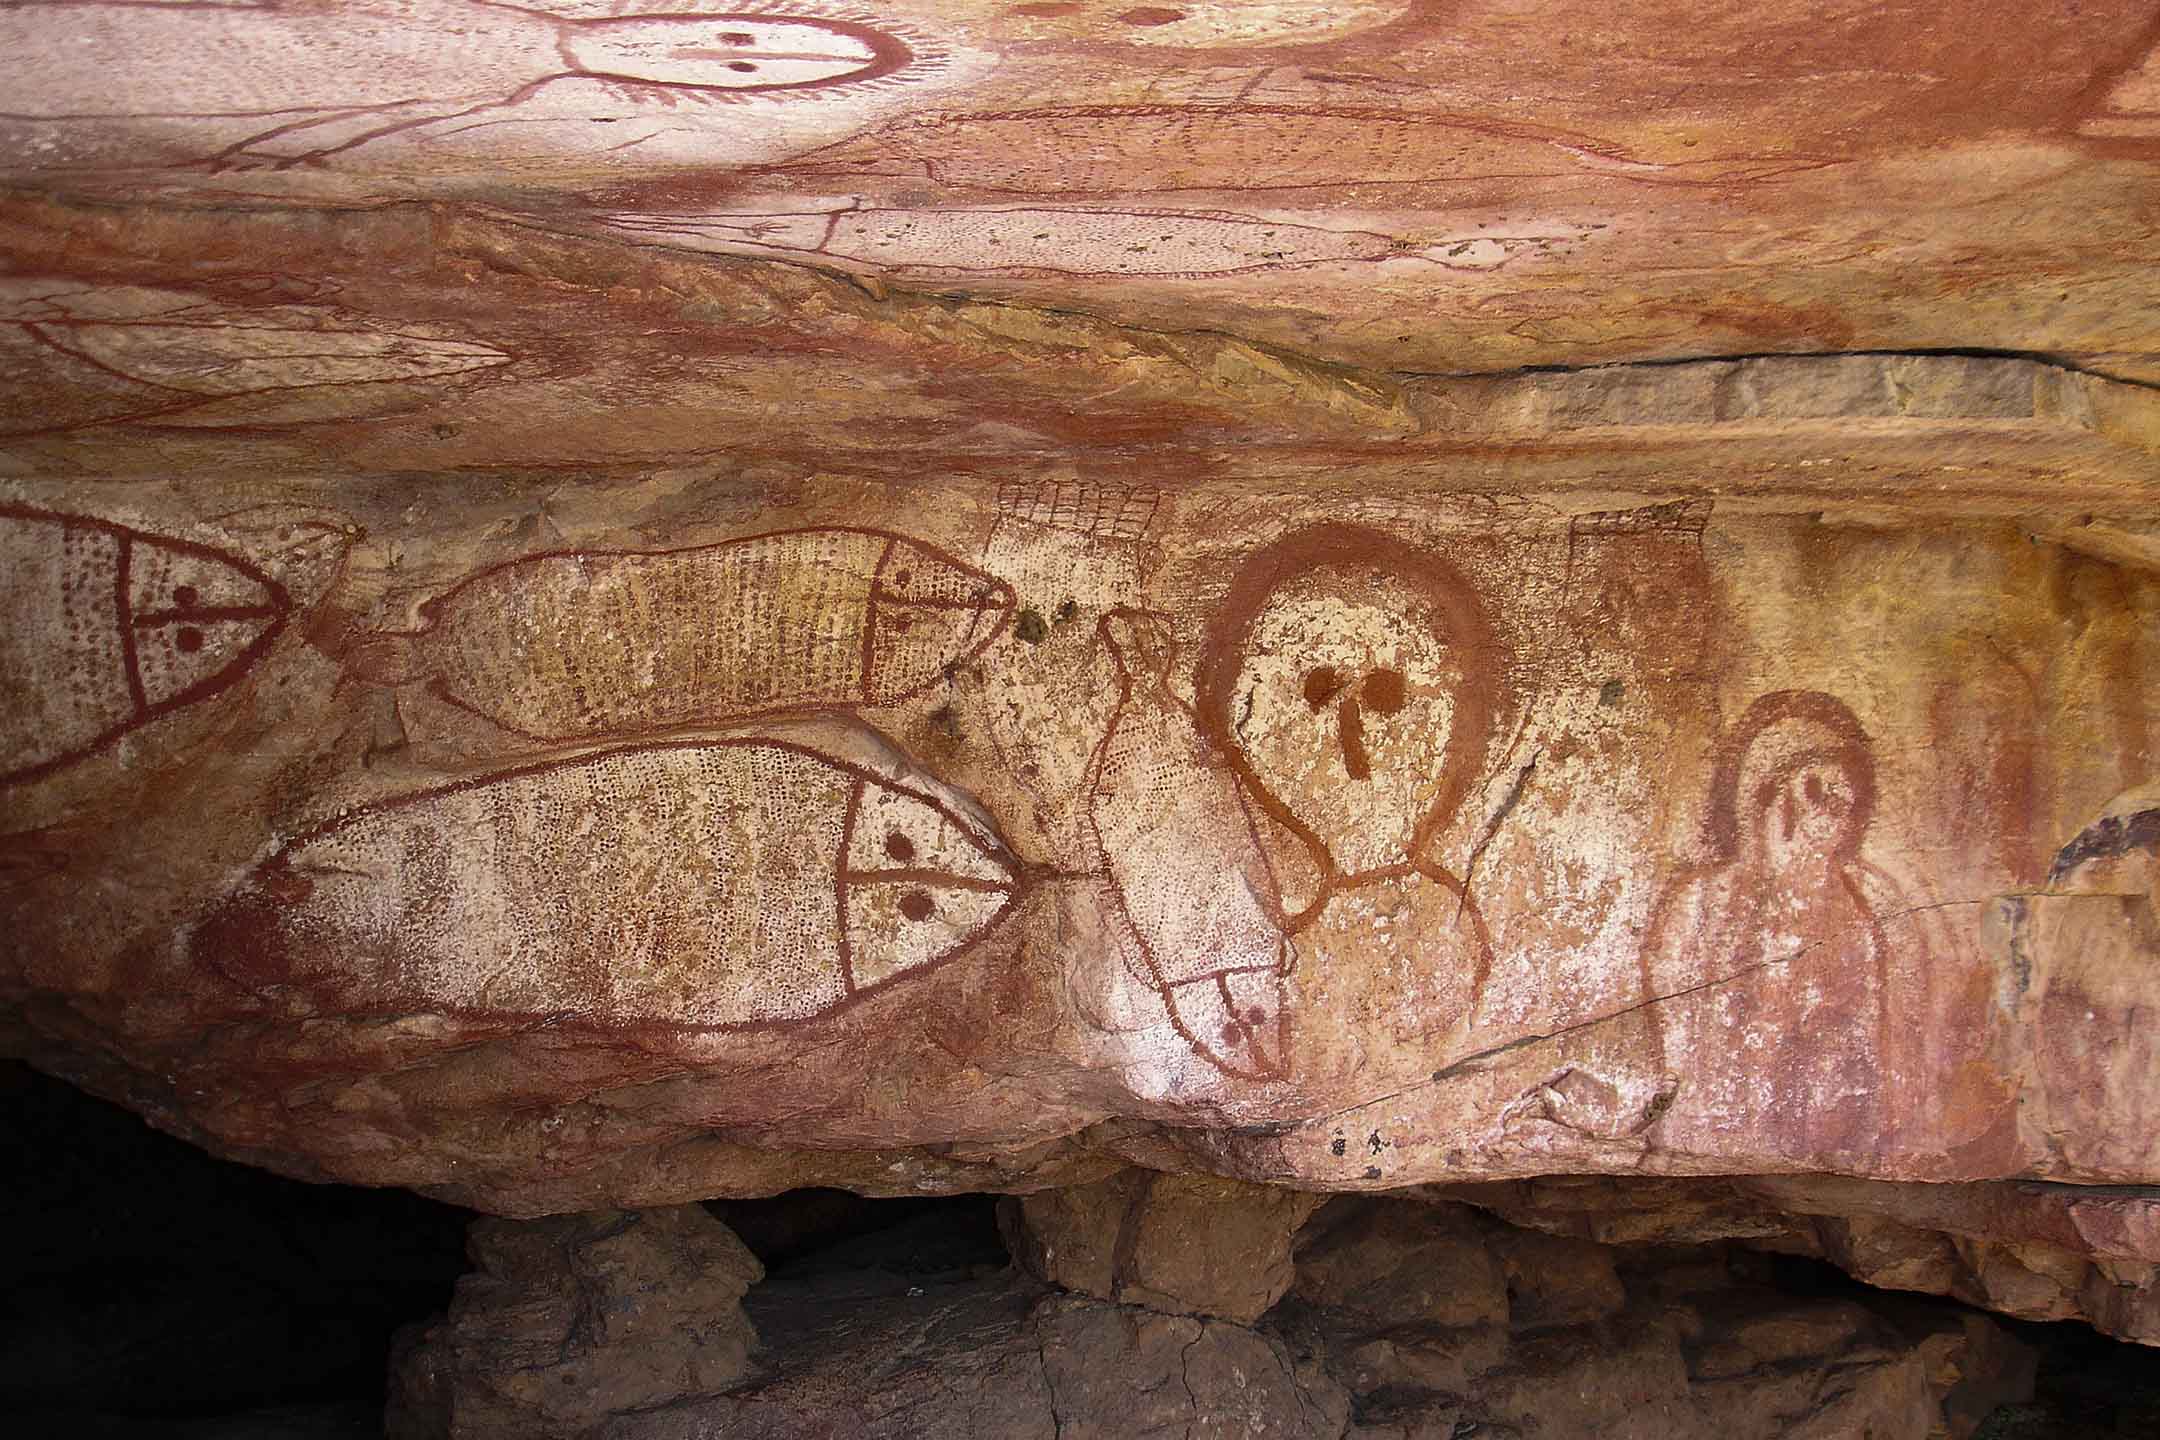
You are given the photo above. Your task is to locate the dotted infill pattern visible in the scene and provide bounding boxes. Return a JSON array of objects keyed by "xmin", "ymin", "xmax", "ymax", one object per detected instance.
[
  {"xmin": 238, "ymin": 740, "xmax": 1019, "ymax": 1031},
  {"xmin": 0, "ymin": 506, "xmax": 288, "ymax": 786},
  {"xmin": 411, "ymin": 529, "xmax": 1011, "ymax": 742}
]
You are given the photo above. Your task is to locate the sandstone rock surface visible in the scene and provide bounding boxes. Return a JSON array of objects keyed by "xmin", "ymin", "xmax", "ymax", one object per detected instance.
[
  {"xmin": 3, "ymin": 0, "xmax": 2159, "ymax": 1371},
  {"xmin": 386, "ymin": 1206, "xmax": 762, "ymax": 1440},
  {"xmin": 393, "ymin": 1186, "xmax": 2034, "ymax": 1439}
]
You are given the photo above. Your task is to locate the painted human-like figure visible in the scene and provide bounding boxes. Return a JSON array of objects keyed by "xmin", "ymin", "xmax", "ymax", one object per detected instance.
[
  {"xmin": 1637, "ymin": 691, "xmax": 1923, "ymax": 1163},
  {"xmin": 0, "ymin": 1, "xmax": 929, "ymax": 170},
  {"xmin": 1087, "ymin": 525, "xmax": 1498, "ymax": 1082}
]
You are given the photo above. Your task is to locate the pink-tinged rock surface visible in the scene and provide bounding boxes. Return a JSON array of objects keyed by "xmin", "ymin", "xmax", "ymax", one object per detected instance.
[
  {"xmin": 2, "ymin": 0, "xmax": 2159, "ymax": 1361},
  {"xmin": 2, "ymin": 473, "xmax": 2157, "ymax": 1220}
]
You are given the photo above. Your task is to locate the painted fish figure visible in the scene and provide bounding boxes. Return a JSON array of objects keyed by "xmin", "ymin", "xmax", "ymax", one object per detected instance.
[
  {"xmin": 381, "ymin": 527, "xmax": 1014, "ymax": 742},
  {"xmin": 202, "ymin": 733, "xmax": 1022, "ymax": 1030},
  {"xmin": 0, "ymin": 504, "xmax": 291, "ymax": 785},
  {"xmin": 1083, "ymin": 610, "xmax": 1290, "ymax": 1081}
]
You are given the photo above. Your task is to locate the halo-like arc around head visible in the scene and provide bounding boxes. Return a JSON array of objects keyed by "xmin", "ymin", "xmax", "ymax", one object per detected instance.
[
  {"xmin": 1701, "ymin": 689, "xmax": 1877, "ymax": 863},
  {"xmin": 548, "ymin": 2, "xmax": 939, "ymax": 99},
  {"xmin": 1194, "ymin": 523, "xmax": 1499, "ymax": 882}
]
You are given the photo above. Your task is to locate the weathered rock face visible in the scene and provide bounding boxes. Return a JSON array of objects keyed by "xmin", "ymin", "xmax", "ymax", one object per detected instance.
[
  {"xmin": 3, "ymin": 0, "xmax": 2158, "ymax": 1370},
  {"xmin": 386, "ymin": 1206, "xmax": 762, "ymax": 1440},
  {"xmin": 390, "ymin": 1184, "xmax": 2038, "ymax": 1439},
  {"xmin": 5, "ymin": 477, "xmax": 2158, "ymax": 1221}
]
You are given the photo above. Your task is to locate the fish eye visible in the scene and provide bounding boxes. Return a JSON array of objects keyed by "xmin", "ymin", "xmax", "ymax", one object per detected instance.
[
  {"xmin": 1246, "ymin": 1007, "xmax": 1266, "ymax": 1025},
  {"xmin": 176, "ymin": 627, "xmax": 204, "ymax": 654},
  {"xmin": 884, "ymin": 832, "xmax": 916, "ymax": 863},
  {"xmin": 1302, "ymin": 665, "xmax": 1344, "ymax": 710},
  {"xmin": 173, "ymin": 585, "xmax": 199, "ymax": 608},
  {"xmin": 721, "ymin": 30, "xmax": 755, "ymax": 43},
  {"xmin": 899, "ymin": 890, "xmax": 935, "ymax": 922},
  {"xmin": 728, "ymin": 60, "xmax": 757, "ymax": 72},
  {"xmin": 893, "ymin": 569, "xmax": 913, "ymax": 587}
]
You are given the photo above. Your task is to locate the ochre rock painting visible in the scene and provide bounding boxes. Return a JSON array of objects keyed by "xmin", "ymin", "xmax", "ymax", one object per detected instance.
[
  {"xmin": 363, "ymin": 527, "xmax": 1014, "ymax": 743},
  {"xmin": 0, "ymin": 503, "xmax": 320, "ymax": 786},
  {"xmin": 0, "ymin": 279, "xmax": 512, "ymax": 434},
  {"xmin": 1637, "ymin": 691, "xmax": 1934, "ymax": 1164},
  {"xmin": 0, "ymin": 0, "xmax": 946, "ymax": 172},
  {"xmin": 590, "ymin": 201, "xmax": 1526, "ymax": 281},
  {"xmin": 4, "ymin": 483, "xmax": 2158, "ymax": 1221},
  {"xmin": 201, "ymin": 729, "xmax": 1020, "ymax": 1030},
  {"xmin": 759, "ymin": 104, "xmax": 1653, "ymax": 197}
]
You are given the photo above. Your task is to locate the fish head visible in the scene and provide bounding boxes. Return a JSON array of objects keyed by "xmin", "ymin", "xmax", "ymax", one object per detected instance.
[
  {"xmin": 864, "ymin": 539, "xmax": 1016, "ymax": 704},
  {"xmin": 126, "ymin": 533, "xmax": 290, "ymax": 717},
  {"xmin": 1166, "ymin": 965, "xmax": 1288, "ymax": 1082},
  {"xmin": 840, "ymin": 773, "xmax": 1018, "ymax": 993}
]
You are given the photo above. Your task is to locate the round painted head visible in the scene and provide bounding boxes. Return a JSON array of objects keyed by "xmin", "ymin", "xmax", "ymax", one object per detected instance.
[
  {"xmin": 1708, "ymin": 691, "xmax": 1876, "ymax": 870},
  {"xmin": 561, "ymin": 12, "xmax": 919, "ymax": 94},
  {"xmin": 1197, "ymin": 525, "xmax": 1495, "ymax": 879}
]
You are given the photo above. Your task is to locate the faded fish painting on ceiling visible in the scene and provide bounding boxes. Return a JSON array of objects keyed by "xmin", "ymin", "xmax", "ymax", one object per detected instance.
[
  {"xmin": 357, "ymin": 527, "xmax": 1015, "ymax": 744},
  {"xmin": 995, "ymin": 0, "xmax": 1417, "ymax": 52},
  {"xmin": 0, "ymin": 503, "xmax": 351, "ymax": 787},
  {"xmin": 756, "ymin": 104, "xmax": 1773, "ymax": 196},
  {"xmin": 591, "ymin": 200, "xmax": 1567, "ymax": 280},
  {"xmin": 0, "ymin": 279, "xmax": 511, "ymax": 434},
  {"xmin": 1086, "ymin": 525, "xmax": 1499, "ymax": 1082},
  {"xmin": 200, "ymin": 727, "xmax": 1024, "ymax": 1031},
  {"xmin": 0, "ymin": 0, "xmax": 948, "ymax": 173}
]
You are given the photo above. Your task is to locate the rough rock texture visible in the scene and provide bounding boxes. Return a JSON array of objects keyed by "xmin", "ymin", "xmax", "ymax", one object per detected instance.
[
  {"xmin": 1001, "ymin": 1168, "xmax": 1324, "ymax": 1321},
  {"xmin": 395, "ymin": 1186, "xmax": 2035, "ymax": 1439},
  {"xmin": 386, "ymin": 1206, "xmax": 762, "ymax": 1440},
  {"xmin": 1444, "ymin": 1175, "xmax": 2160, "ymax": 1346},
  {"xmin": 4, "ymin": 0, "xmax": 2160, "ymax": 1364}
]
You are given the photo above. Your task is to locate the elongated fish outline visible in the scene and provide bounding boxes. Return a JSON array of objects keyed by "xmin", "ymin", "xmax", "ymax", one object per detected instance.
[
  {"xmin": 1083, "ymin": 609, "xmax": 1290, "ymax": 1081},
  {"xmin": 199, "ymin": 733, "xmax": 1023, "ymax": 1032},
  {"xmin": 367, "ymin": 528, "xmax": 1015, "ymax": 743},
  {"xmin": 0, "ymin": 503, "xmax": 294, "ymax": 786}
]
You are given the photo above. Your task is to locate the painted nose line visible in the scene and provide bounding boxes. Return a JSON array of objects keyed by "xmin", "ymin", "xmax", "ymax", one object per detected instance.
[{"xmin": 660, "ymin": 48, "xmax": 870, "ymax": 63}]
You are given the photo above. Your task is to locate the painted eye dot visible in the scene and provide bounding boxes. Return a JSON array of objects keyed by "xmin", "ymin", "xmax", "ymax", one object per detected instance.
[
  {"xmin": 892, "ymin": 569, "xmax": 912, "ymax": 588},
  {"xmin": 899, "ymin": 890, "xmax": 935, "ymax": 922},
  {"xmin": 172, "ymin": 585, "xmax": 199, "ymax": 608},
  {"xmin": 175, "ymin": 627, "xmax": 204, "ymax": 653},
  {"xmin": 1246, "ymin": 1007, "xmax": 1267, "ymax": 1026},
  {"xmin": 727, "ymin": 60, "xmax": 757, "ymax": 72},
  {"xmin": 1303, "ymin": 665, "xmax": 1344, "ymax": 710},
  {"xmin": 884, "ymin": 832, "xmax": 916, "ymax": 863},
  {"xmin": 1804, "ymin": 774, "xmax": 1827, "ymax": 804},
  {"xmin": 1363, "ymin": 669, "xmax": 1407, "ymax": 715},
  {"xmin": 1220, "ymin": 1019, "xmax": 1244, "ymax": 1043},
  {"xmin": 1120, "ymin": 6, "xmax": 1187, "ymax": 25},
  {"xmin": 721, "ymin": 30, "xmax": 755, "ymax": 43}
]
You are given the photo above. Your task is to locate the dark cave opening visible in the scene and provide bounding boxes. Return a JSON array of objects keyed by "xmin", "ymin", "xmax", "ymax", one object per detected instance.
[
  {"xmin": 6, "ymin": 1058, "xmax": 2158, "ymax": 1438},
  {"xmin": 0, "ymin": 1060, "xmax": 472, "ymax": 1436}
]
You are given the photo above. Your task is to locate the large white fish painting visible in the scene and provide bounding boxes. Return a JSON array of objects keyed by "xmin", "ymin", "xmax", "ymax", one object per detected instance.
[
  {"xmin": 200, "ymin": 730, "xmax": 1023, "ymax": 1031},
  {"xmin": 1, "ymin": 503, "xmax": 294, "ymax": 785},
  {"xmin": 370, "ymin": 527, "xmax": 1014, "ymax": 743}
]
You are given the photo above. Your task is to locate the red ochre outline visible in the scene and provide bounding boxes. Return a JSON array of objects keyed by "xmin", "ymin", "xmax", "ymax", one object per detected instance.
[
  {"xmin": 1080, "ymin": 607, "xmax": 1292, "ymax": 1083},
  {"xmin": 1, "ymin": 502, "xmax": 291, "ymax": 787},
  {"xmin": 548, "ymin": 8, "xmax": 920, "ymax": 96},
  {"xmin": 206, "ymin": 735, "xmax": 1024, "ymax": 1037},
  {"xmin": 388, "ymin": 526, "xmax": 1016, "ymax": 745}
]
